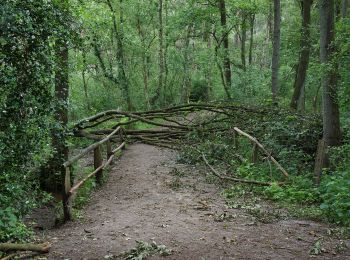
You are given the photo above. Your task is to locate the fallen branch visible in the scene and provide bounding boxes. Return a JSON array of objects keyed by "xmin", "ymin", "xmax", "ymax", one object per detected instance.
[
  {"xmin": 201, "ymin": 153, "xmax": 277, "ymax": 186},
  {"xmin": 234, "ymin": 127, "xmax": 289, "ymax": 178},
  {"xmin": 0, "ymin": 243, "xmax": 51, "ymax": 253}
]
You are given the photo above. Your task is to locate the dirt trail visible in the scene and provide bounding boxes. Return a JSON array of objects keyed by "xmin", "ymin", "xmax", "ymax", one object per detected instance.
[{"xmin": 38, "ymin": 144, "xmax": 349, "ymax": 260}]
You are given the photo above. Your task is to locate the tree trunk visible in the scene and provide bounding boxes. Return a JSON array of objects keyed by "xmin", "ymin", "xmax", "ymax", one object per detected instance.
[
  {"xmin": 290, "ymin": 0, "xmax": 313, "ymax": 111},
  {"xmin": 106, "ymin": 0, "xmax": 133, "ymax": 110},
  {"xmin": 82, "ymin": 51, "xmax": 91, "ymax": 111},
  {"xmin": 271, "ymin": 0, "xmax": 281, "ymax": 104},
  {"xmin": 241, "ymin": 13, "xmax": 247, "ymax": 71},
  {"xmin": 218, "ymin": 0, "xmax": 232, "ymax": 99},
  {"xmin": 249, "ymin": 13, "xmax": 255, "ymax": 65},
  {"xmin": 342, "ymin": 0, "xmax": 349, "ymax": 16},
  {"xmin": 136, "ymin": 15, "xmax": 151, "ymax": 109},
  {"xmin": 182, "ymin": 25, "xmax": 193, "ymax": 103},
  {"xmin": 267, "ymin": 1, "xmax": 273, "ymax": 41},
  {"xmin": 205, "ymin": 24, "xmax": 213, "ymax": 101},
  {"xmin": 53, "ymin": 36, "xmax": 70, "ymax": 219},
  {"xmin": 152, "ymin": 0, "xmax": 165, "ymax": 106},
  {"xmin": 117, "ymin": 0, "xmax": 132, "ymax": 110},
  {"xmin": 319, "ymin": 0, "xmax": 341, "ymax": 146},
  {"xmin": 164, "ymin": 0, "xmax": 170, "ymax": 103}
]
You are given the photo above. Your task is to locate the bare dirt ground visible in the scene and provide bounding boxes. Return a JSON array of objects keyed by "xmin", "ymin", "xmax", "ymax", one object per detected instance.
[{"xmin": 34, "ymin": 144, "xmax": 350, "ymax": 260}]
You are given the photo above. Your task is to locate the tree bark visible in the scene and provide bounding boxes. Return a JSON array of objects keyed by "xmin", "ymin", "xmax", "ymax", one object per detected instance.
[
  {"xmin": 249, "ymin": 13, "xmax": 255, "ymax": 65},
  {"xmin": 205, "ymin": 24, "xmax": 213, "ymax": 101},
  {"xmin": 81, "ymin": 51, "xmax": 91, "ymax": 111},
  {"xmin": 218, "ymin": 0, "xmax": 232, "ymax": 99},
  {"xmin": 182, "ymin": 25, "xmax": 193, "ymax": 103},
  {"xmin": 152, "ymin": 0, "xmax": 165, "ymax": 106},
  {"xmin": 319, "ymin": 0, "xmax": 341, "ymax": 146},
  {"xmin": 136, "ymin": 15, "xmax": 151, "ymax": 109},
  {"xmin": 241, "ymin": 13, "xmax": 247, "ymax": 71},
  {"xmin": 342, "ymin": 0, "xmax": 349, "ymax": 17},
  {"xmin": 0, "ymin": 243, "xmax": 51, "ymax": 253},
  {"xmin": 290, "ymin": 0, "xmax": 313, "ymax": 111},
  {"xmin": 164, "ymin": 0, "xmax": 170, "ymax": 104},
  {"xmin": 267, "ymin": 0, "xmax": 273, "ymax": 41},
  {"xmin": 106, "ymin": 0, "xmax": 133, "ymax": 111},
  {"xmin": 271, "ymin": 0, "xmax": 281, "ymax": 104},
  {"xmin": 52, "ymin": 34, "xmax": 70, "ymax": 219}
]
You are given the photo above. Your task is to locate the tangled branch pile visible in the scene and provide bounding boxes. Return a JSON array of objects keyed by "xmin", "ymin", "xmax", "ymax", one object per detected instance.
[{"xmin": 73, "ymin": 103, "xmax": 322, "ymax": 153}]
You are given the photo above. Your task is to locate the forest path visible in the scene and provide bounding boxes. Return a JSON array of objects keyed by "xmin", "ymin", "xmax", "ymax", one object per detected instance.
[{"xmin": 40, "ymin": 144, "xmax": 349, "ymax": 259}]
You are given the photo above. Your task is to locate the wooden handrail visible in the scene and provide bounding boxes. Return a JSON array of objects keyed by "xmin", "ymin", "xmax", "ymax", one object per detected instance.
[
  {"xmin": 67, "ymin": 142, "xmax": 126, "ymax": 196},
  {"xmin": 233, "ymin": 127, "xmax": 289, "ymax": 178},
  {"xmin": 63, "ymin": 127, "xmax": 121, "ymax": 167},
  {"xmin": 62, "ymin": 126, "xmax": 125, "ymax": 221}
]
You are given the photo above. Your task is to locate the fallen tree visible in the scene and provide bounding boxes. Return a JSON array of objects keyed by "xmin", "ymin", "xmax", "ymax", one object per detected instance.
[{"xmin": 70, "ymin": 102, "xmax": 322, "ymax": 182}]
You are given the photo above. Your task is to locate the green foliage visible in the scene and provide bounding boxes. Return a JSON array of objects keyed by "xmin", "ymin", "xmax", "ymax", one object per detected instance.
[
  {"xmin": 0, "ymin": 208, "xmax": 33, "ymax": 242},
  {"xmin": 0, "ymin": 0, "xmax": 74, "ymax": 241},
  {"xmin": 264, "ymin": 179, "xmax": 318, "ymax": 204},
  {"xmin": 124, "ymin": 241, "xmax": 172, "ymax": 260},
  {"xmin": 74, "ymin": 167, "xmax": 96, "ymax": 210},
  {"xmin": 320, "ymin": 171, "xmax": 350, "ymax": 226},
  {"xmin": 178, "ymin": 111, "xmax": 350, "ymax": 226},
  {"xmin": 309, "ymin": 239, "xmax": 325, "ymax": 255}
]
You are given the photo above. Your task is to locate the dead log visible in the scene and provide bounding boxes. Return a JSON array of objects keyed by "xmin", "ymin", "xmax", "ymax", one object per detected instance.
[{"xmin": 0, "ymin": 242, "xmax": 51, "ymax": 253}]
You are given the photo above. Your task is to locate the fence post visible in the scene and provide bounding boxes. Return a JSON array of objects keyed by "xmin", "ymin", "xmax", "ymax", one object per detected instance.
[
  {"xmin": 106, "ymin": 140, "xmax": 113, "ymax": 165},
  {"xmin": 120, "ymin": 128, "xmax": 126, "ymax": 150},
  {"xmin": 251, "ymin": 142, "xmax": 258, "ymax": 163},
  {"xmin": 63, "ymin": 166, "xmax": 72, "ymax": 221},
  {"xmin": 94, "ymin": 145, "xmax": 103, "ymax": 185}
]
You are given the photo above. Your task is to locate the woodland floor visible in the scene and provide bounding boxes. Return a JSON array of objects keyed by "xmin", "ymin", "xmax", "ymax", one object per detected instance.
[{"xmin": 29, "ymin": 144, "xmax": 350, "ymax": 260}]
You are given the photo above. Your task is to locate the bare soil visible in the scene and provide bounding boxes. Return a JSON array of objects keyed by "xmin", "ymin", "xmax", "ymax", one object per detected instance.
[{"xmin": 34, "ymin": 144, "xmax": 349, "ymax": 260}]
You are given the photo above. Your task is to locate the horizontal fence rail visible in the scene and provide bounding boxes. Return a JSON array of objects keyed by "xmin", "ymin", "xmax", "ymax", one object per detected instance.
[{"xmin": 62, "ymin": 127, "xmax": 125, "ymax": 221}]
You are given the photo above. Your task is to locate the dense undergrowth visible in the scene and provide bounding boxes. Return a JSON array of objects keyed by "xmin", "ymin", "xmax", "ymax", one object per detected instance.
[{"xmin": 178, "ymin": 110, "xmax": 350, "ymax": 228}]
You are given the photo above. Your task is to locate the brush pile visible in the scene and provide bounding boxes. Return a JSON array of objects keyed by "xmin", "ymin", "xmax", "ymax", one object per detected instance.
[{"xmin": 72, "ymin": 103, "xmax": 322, "ymax": 152}]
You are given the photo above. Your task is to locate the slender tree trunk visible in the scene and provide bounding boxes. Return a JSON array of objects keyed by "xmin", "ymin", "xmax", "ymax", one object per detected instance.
[
  {"xmin": 152, "ymin": 0, "xmax": 165, "ymax": 106},
  {"xmin": 271, "ymin": 0, "xmax": 281, "ymax": 104},
  {"xmin": 53, "ymin": 37, "xmax": 70, "ymax": 218},
  {"xmin": 164, "ymin": 0, "xmax": 170, "ymax": 103},
  {"xmin": 342, "ymin": 0, "xmax": 349, "ymax": 16},
  {"xmin": 290, "ymin": 0, "xmax": 313, "ymax": 111},
  {"xmin": 136, "ymin": 16, "xmax": 151, "ymax": 109},
  {"xmin": 182, "ymin": 25, "xmax": 193, "ymax": 104},
  {"xmin": 205, "ymin": 24, "xmax": 213, "ymax": 101},
  {"xmin": 117, "ymin": 0, "xmax": 132, "ymax": 110},
  {"xmin": 241, "ymin": 13, "xmax": 247, "ymax": 71},
  {"xmin": 320, "ymin": 0, "xmax": 341, "ymax": 146},
  {"xmin": 249, "ymin": 13, "xmax": 255, "ymax": 65},
  {"xmin": 82, "ymin": 51, "xmax": 91, "ymax": 111},
  {"xmin": 268, "ymin": 1, "xmax": 273, "ymax": 41},
  {"xmin": 218, "ymin": 0, "xmax": 232, "ymax": 99},
  {"xmin": 106, "ymin": 0, "xmax": 133, "ymax": 110}
]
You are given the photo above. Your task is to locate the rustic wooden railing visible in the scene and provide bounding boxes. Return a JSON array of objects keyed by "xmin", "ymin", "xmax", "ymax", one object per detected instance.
[{"xmin": 62, "ymin": 126, "xmax": 125, "ymax": 221}]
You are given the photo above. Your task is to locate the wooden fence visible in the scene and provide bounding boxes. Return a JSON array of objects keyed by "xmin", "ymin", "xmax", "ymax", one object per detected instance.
[{"xmin": 62, "ymin": 127, "xmax": 125, "ymax": 221}]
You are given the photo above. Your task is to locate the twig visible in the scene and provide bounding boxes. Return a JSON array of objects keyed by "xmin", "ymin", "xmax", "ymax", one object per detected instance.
[{"xmin": 200, "ymin": 153, "xmax": 278, "ymax": 186}]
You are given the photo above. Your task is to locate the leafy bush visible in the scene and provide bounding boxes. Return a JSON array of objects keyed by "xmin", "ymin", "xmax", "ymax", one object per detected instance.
[
  {"xmin": 0, "ymin": 208, "xmax": 33, "ymax": 242},
  {"xmin": 320, "ymin": 171, "xmax": 350, "ymax": 226}
]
